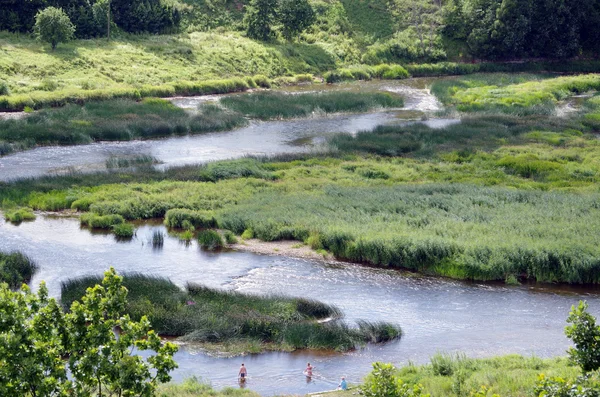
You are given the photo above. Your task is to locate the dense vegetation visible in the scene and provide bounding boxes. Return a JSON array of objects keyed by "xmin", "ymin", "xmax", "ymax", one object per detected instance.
[
  {"xmin": 61, "ymin": 274, "xmax": 402, "ymax": 353},
  {"xmin": 5, "ymin": 73, "xmax": 600, "ymax": 284},
  {"xmin": 0, "ymin": 251, "xmax": 38, "ymax": 289},
  {"xmin": 0, "ymin": 268, "xmax": 178, "ymax": 397}
]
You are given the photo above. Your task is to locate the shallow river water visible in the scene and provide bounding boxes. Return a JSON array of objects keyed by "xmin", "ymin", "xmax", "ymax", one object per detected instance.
[
  {"xmin": 0, "ymin": 79, "xmax": 458, "ymax": 181},
  {"xmin": 1, "ymin": 215, "xmax": 599, "ymax": 395}
]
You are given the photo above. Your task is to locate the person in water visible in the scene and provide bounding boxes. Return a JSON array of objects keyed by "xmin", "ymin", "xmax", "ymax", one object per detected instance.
[
  {"xmin": 305, "ymin": 362, "xmax": 313, "ymax": 377},
  {"xmin": 338, "ymin": 376, "xmax": 347, "ymax": 390},
  {"xmin": 239, "ymin": 363, "xmax": 247, "ymax": 380}
]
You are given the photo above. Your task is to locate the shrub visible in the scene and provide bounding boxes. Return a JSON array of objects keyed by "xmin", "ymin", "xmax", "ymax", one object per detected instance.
[
  {"xmin": 565, "ymin": 301, "xmax": 600, "ymax": 372},
  {"xmin": 362, "ymin": 362, "xmax": 429, "ymax": 397},
  {"xmin": 197, "ymin": 230, "xmax": 223, "ymax": 251},
  {"xmin": 241, "ymin": 228, "xmax": 254, "ymax": 239}
]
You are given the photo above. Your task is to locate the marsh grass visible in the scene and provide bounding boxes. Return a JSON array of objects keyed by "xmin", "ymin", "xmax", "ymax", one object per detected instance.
[
  {"xmin": 3, "ymin": 207, "xmax": 36, "ymax": 224},
  {"xmin": 106, "ymin": 154, "xmax": 159, "ymax": 169},
  {"xmin": 60, "ymin": 274, "xmax": 400, "ymax": 352},
  {"xmin": 112, "ymin": 223, "xmax": 135, "ymax": 238},
  {"xmin": 0, "ymin": 99, "xmax": 248, "ymax": 149},
  {"xmin": 432, "ymin": 73, "xmax": 600, "ymax": 113},
  {"xmin": 151, "ymin": 230, "xmax": 165, "ymax": 248},
  {"xmin": 219, "ymin": 91, "xmax": 404, "ymax": 120},
  {"xmin": 197, "ymin": 230, "xmax": 223, "ymax": 251},
  {"xmin": 0, "ymin": 251, "xmax": 38, "ymax": 289},
  {"xmin": 80, "ymin": 213, "xmax": 124, "ymax": 229}
]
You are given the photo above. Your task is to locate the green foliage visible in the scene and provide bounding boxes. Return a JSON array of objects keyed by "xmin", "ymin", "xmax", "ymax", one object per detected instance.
[
  {"xmin": 0, "ymin": 251, "xmax": 38, "ymax": 289},
  {"xmin": 4, "ymin": 207, "xmax": 36, "ymax": 224},
  {"xmin": 361, "ymin": 362, "xmax": 430, "ymax": 397},
  {"xmin": 244, "ymin": 0, "xmax": 278, "ymax": 41},
  {"xmin": 34, "ymin": 7, "xmax": 76, "ymax": 50},
  {"xmin": 566, "ymin": 301, "xmax": 600, "ymax": 373},
  {"xmin": 197, "ymin": 230, "xmax": 224, "ymax": 251},
  {"xmin": 324, "ymin": 64, "xmax": 409, "ymax": 83},
  {"xmin": 533, "ymin": 372, "xmax": 600, "ymax": 397},
  {"xmin": 279, "ymin": 0, "xmax": 315, "ymax": 40},
  {"xmin": 0, "ymin": 269, "xmax": 178, "ymax": 396},
  {"xmin": 60, "ymin": 274, "xmax": 400, "ymax": 352}
]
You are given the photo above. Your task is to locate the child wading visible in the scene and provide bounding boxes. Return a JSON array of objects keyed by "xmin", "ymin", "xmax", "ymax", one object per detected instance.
[{"xmin": 239, "ymin": 363, "xmax": 247, "ymax": 381}]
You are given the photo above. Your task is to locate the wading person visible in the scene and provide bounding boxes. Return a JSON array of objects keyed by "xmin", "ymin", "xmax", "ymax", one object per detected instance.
[{"xmin": 239, "ymin": 363, "xmax": 247, "ymax": 381}]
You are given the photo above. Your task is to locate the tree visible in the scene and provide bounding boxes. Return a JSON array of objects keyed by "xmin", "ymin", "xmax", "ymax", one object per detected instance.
[
  {"xmin": 34, "ymin": 7, "xmax": 76, "ymax": 50},
  {"xmin": 279, "ymin": 0, "xmax": 315, "ymax": 41},
  {"xmin": 389, "ymin": 0, "xmax": 444, "ymax": 58},
  {"xmin": 0, "ymin": 268, "xmax": 178, "ymax": 397},
  {"xmin": 244, "ymin": 0, "xmax": 278, "ymax": 41},
  {"xmin": 565, "ymin": 301, "xmax": 600, "ymax": 373}
]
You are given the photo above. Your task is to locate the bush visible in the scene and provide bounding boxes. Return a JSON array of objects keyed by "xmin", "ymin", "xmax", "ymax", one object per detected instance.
[
  {"xmin": 0, "ymin": 80, "xmax": 9, "ymax": 96},
  {"xmin": 362, "ymin": 362, "xmax": 429, "ymax": 397},
  {"xmin": 565, "ymin": 301, "xmax": 600, "ymax": 372},
  {"xmin": 197, "ymin": 230, "xmax": 223, "ymax": 251}
]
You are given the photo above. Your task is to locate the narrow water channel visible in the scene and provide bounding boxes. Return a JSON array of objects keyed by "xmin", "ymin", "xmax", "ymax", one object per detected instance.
[
  {"xmin": 1, "ymin": 215, "xmax": 598, "ymax": 395},
  {"xmin": 0, "ymin": 79, "xmax": 458, "ymax": 181}
]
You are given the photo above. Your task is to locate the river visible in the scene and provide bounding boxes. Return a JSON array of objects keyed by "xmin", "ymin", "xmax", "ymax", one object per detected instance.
[
  {"xmin": 0, "ymin": 79, "xmax": 458, "ymax": 182},
  {"xmin": 1, "ymin": 216, "xmax": 598, "ymax": 395},
  {"xmin": 0, "ymin": 79, "xmax": 593, "ymax": 395}
]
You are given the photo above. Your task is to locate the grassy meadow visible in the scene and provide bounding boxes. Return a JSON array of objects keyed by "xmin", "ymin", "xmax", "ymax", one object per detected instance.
[{"xmin": 60, "ymin": 274, "xmax": 401, "ymax": 353}]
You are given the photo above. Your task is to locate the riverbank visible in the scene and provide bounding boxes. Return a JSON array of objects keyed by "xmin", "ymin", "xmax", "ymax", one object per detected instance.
[
  {"xmin": 328, "ymin": 355, "xmax": 580, "ymax": 397},
  {"xmin": 2, "ymin": 31, "xmax": 600, "ymax": 112}
]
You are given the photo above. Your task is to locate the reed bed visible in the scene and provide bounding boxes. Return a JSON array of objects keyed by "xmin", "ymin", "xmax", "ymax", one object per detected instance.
[
  {"xmin": 3, "ymin": 207, "xmax": 36, "ymax": 224},
  {"xmin": 219, "ymin": 91, "xmax": 404, "ymax": 120},
  {"xmin": 0, "ymin": 99, "xmax": 248, "ymax": 149},
  {"xmin": 60, "ymin": 274, "xmax": 401, "ymax": 352},
  {"xmin": 0, "ymin": 251, "xmax": 38, "ymax": 289}
]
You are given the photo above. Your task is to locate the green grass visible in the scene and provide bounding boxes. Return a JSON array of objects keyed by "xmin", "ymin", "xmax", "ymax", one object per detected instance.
[
  {"xmin": 112, "ymin": 223, "xmax": 135, "ymax": 238},
  {"xmin": 433, "ymin": 73, "xmax": 600, "ymax": 113},
  {"xmin": 0, "ymin": 251, "xmax": 38, "ymax": 289},
  {"xmin": 332, "ymin": 355, "xmax": 580, "ymax": 397},
  {"xmin": 157, "ymin": 378, "xmax": 260, "ymax": 397},
  {"xmin": 220, "ymin": 91, "xmax": 404, "ymax": 120},
  {"xmin": 60, "ymin": 274, "xmax": 401, "ymax": 353}
]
